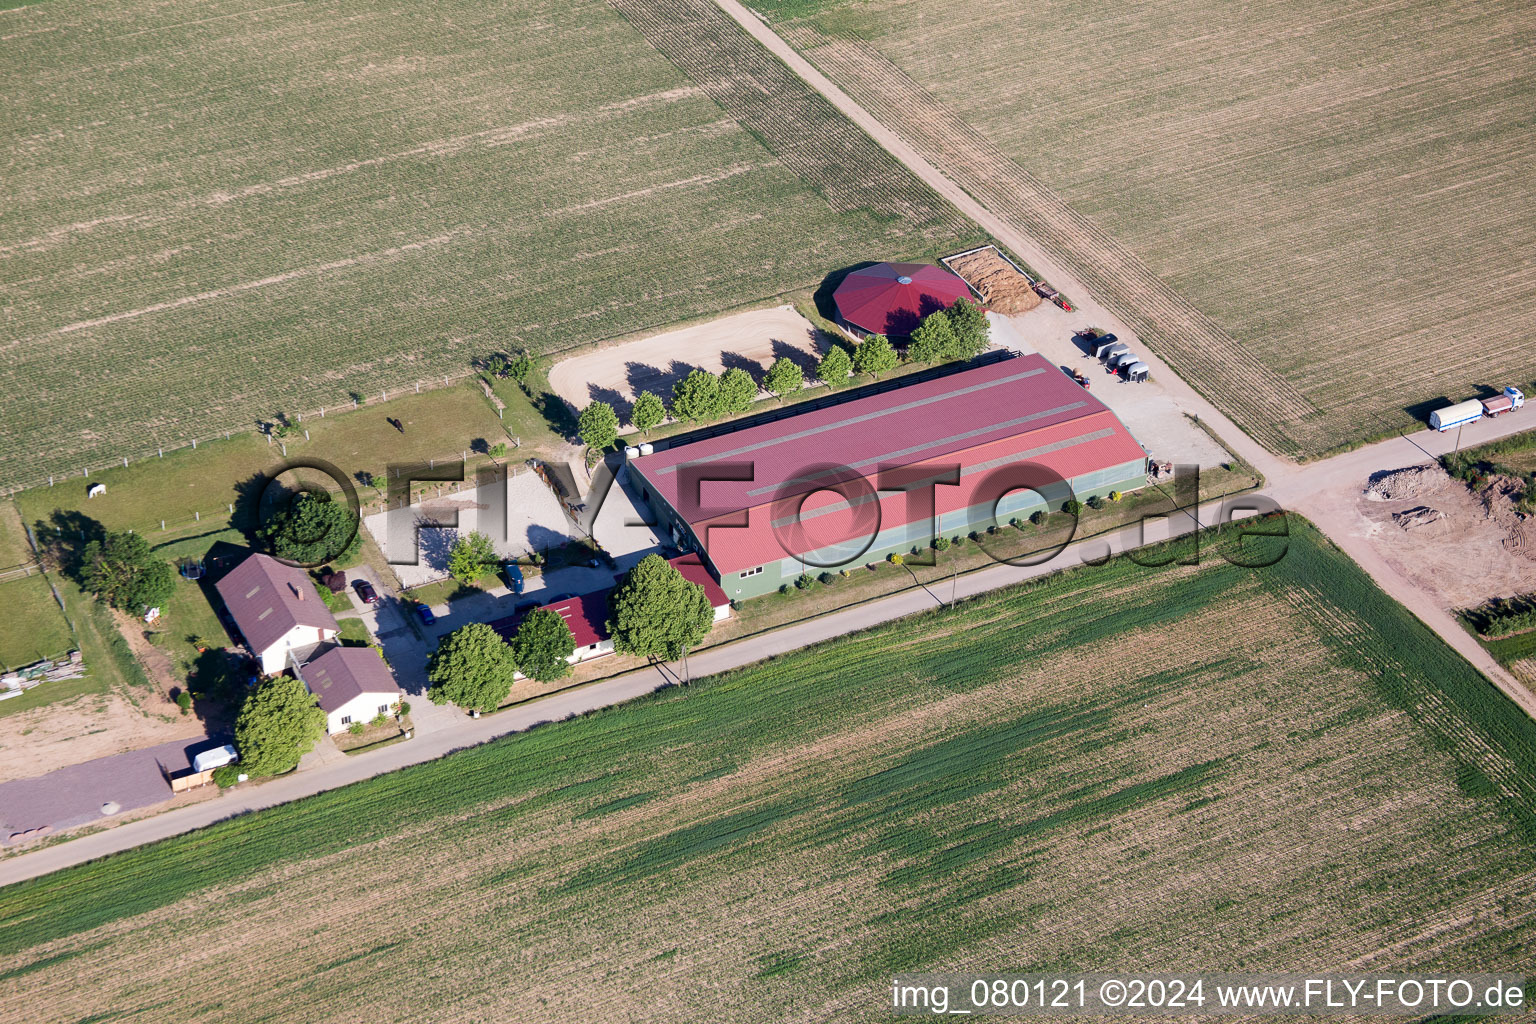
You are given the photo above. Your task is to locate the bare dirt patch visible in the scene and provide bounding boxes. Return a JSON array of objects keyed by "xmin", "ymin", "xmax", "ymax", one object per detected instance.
[
  {"xmin": 0, "ymin": 691, "xmax": 203, "ymax": 784},
  {"xmin": 1357, "ymin": 464, "xmax": 1536, "ymax": 608},
  {"xmin": 548, "ymin": 305, "xmax": 826, "ymax": 424}
]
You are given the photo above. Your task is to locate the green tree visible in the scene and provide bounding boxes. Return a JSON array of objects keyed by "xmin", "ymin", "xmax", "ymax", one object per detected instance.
[
  {"xmin": 578, "ymin": 401, "xmax": 620, "ymax": 453},
  {"xmin": 672, "ymin": 369, "xmax": 723, "ymax": 423},
  {"xmin": 212, "ymin": 764, "xmax": 241, "ymax": 788},
  {"xmin": 427, "ymin": 622, "xmax": 518, "ymax": 712},
  {"xmin": 764, "ymin": 357, "xmax": 804, "ymax": 401},
  {"xmin": 852, "ymin": 333, "xmax": 898, "ymax": 377},
  {"xmin": 908, "ymin": 310, "xmax": 959, "ymax": 364},
  {"xmin": 718, "ymin": 367, "xmax": 757, "ymax": 415},
  {"xmin": 447, "ymin": 530, "xmax": 497, "ymax": 584},
  {"xmin": 511, "ymin": 607, "xmax": 576, "ymax": 682},
  {"xmin": 79, "ymin": 530, "xmax": 176, "ymax": 611},
  {"xmin": 234, "ymin": 675, "xmax": 326, "ymax": 776},
  {"xmin": 944, "ymin": 297, "xmax": 990, "ymax": 358},
  {"xmin": 817, "ymin": 345, "xmax": 853, "ymax": 387},
  {"xmin": 506, "ymin": 351, "xmax": 533, "ymax": 388},
  {"xmin": 631, "ymin": 390, "xmax": 666, "ymax": 434},
  {"xmin": 484, "ymin": 353, "xmax": 509, "ymax": 379},
  {"xmin": 259, "ymin": 491, "xmax": 361, "ymax": 566},
  {"xmin": 176, "ymin": 691, "xmax": 193, "ymax": 715},
  {"xmin": 609, "ymin": 554, "xmax": 713, "ymax": 659}
]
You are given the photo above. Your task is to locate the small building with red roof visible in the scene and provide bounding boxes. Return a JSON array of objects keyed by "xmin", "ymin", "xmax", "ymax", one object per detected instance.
[
  {"xmin": 833, "ymin": 262, "xmax": 975, "ymax": 338},
  {"xmin": 488, "ymin": 560, "xmax": 729, "ymax": 671},
  {"xmin": 625, "ymin": 352, "xmax": 1148, "ymax": 600}
]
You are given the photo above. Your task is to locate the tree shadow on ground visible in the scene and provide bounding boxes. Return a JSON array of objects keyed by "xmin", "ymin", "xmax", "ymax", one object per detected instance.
[
  {"xmin": 813, "ymin": 262, "xmax": 879, "ymax": 324},
  {"xmin": 585, "ymin": 384, "xmax": 631, "ymax": 421},
  {"xmin": 183, "ymin": 648, "xmax": 247, "ymax": 729},
  {"xmin": 33, "ymin": 510, "xmax": 106, "ymax": 583}
]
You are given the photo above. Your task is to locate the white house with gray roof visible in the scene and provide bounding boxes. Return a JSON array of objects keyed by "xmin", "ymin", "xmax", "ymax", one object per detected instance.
[
  {"xmin": 292, "ymin": 644, "xmax": 400, "ymax": 734},
  {"xmin": 215, "ymin": 553, "xmax": 339, "ymax": 675}
]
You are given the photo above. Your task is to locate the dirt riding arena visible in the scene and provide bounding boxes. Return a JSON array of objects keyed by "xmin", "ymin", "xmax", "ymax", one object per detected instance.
[
  {"xmin": 1356, "ymin": 464, "xmax": 1536, "ymax": 611},
  {"xmin": 548, "ymin": 305, "xmax": 826, "ymax": 425}
]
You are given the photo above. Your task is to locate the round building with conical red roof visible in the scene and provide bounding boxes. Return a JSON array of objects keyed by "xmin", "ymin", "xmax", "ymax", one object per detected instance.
[{"xmin": 832, "ymin": 261, "xmax": 974, "ymax": 338}]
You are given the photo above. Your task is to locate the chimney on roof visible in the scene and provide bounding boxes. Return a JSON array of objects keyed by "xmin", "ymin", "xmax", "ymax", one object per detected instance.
[{"xmin": 294, "ymin": 583, "xmax": 304, "ymax": 600}]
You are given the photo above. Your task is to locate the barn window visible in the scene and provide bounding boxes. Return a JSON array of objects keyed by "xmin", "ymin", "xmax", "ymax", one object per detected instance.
[{"xmin": 340, "ymin": 715, "xmax": 352, "ymax": 726}]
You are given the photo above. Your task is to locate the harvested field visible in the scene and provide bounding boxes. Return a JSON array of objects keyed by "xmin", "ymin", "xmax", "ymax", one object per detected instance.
[
  {"xmin": 3, "ymin": 523, "xmax": 1535, "ymax": 1020},
  {"xmin": 0, "ymin": 0, "xmax": 979, "ymax": 487},
  {"xmin": 760, "ymin": 0, "xmax": 1536, "ymax": 458},
  {"xmin": 943, "ymin": 245, "xmax": 1041, "ymax": 314}
]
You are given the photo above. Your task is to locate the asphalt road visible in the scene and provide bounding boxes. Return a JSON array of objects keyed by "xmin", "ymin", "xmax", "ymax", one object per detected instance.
[{"xmin": 1, "ymin": 3, "xmax": 1531, "ymax": 887}]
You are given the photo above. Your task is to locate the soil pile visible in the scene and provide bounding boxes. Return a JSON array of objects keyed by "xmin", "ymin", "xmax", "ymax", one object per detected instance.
[{"xmin": 1363, "ymin": 466, "xmax": 1442, "ymax": 501}]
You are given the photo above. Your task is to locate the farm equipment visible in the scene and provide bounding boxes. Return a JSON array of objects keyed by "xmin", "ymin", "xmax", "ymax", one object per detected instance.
[
  {"xmin": 1428, "ymin": 387, "xmax": 1525, "ymax": 431},
  {"xmin": 1053, "ymin": 295, "xmax": 1074, "ymax": 311},
  {"xmin": 1069, "ymin": 368, "xmax": 1090, "ymax": 389}
]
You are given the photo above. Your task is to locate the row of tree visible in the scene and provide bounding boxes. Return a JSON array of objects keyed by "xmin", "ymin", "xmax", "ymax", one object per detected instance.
[
  {"xmin": 576, "ymin": 334, "xmax": 907, "ymax": 452},
  {"xmin": 907, "ymin": 297, "xmax": 989, "ymax": 364},
  {"xmin": 425, "ymin": 554, "xmax": 714, "ymax": 712}
]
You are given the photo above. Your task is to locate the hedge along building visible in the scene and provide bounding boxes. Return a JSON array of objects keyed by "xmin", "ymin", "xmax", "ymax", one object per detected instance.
[{"xmin": 625, "ymin": 353, "xmax": 1148, "ymax": 601}]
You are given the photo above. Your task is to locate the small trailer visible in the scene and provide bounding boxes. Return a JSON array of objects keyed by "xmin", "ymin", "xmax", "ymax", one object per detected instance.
[
  {"xmin": 1428, "ymin": 387, "xmax": 1526, "ymax": 431},
  {"xmin": 1101, "ymin": 342, "xmax": 1130, "ymax": 364},
  {"xmin": 1091, "ymin": 333, "xmax": 1120, "ymax": 358},
  {"xmin": 1124, "ymin": 361, "xmax": 1150, "ymax": 383}
]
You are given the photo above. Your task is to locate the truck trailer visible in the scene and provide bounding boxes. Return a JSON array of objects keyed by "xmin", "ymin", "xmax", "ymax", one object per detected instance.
[{"xmin": 1428, "ymin": 387, "xmax": 1525, "ymax": 431}]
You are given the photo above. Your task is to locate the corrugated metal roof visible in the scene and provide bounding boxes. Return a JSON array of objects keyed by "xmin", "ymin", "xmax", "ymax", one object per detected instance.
[
  {"xmin": 631, "ymin": 353, "xmax": 1145, "ymax": 574},
  {"xmin": 833, "ymin": 262, "xmax": 973, "ymax": 336},
  {"xmin": 214, "ymin": 553, "xmax": 338, "ymax": 654},
  {"xmin": 296, "ymin": 644, "xmax": 398, "ymax": 713},
  {"xmin": 668, "ymin": 554, "xmax": 729, "ymax": 608},
  {"xmin": 544, "ymin": 590, "xmax": 613, "ymax": 648}
]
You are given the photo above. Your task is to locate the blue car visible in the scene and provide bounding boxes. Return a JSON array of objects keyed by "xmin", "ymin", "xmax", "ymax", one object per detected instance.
[
  {"xmin": 416, "ymin": 603, "xmax": 436, "ymax": 625},
  {"xmin": 504, "ymin": 562, "xmax": 525, "ymax": 595}
]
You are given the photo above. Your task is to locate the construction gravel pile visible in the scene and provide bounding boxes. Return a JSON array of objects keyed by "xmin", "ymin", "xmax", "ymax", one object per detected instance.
[{"xmin": 1363, "ymin": 465, "xmax": 1443, "ymax": 501}]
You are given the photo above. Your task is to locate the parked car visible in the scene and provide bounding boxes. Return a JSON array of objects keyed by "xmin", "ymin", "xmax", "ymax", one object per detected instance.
[
  {"xmin": 503, "ymin": 561, "xmax": 525, "ymax": 595},
  {"xmin": 353, "ymin": 579, "xmax": 379, "ymax": 604},
  {"xmin": 416, "ymin": 603, "xmax": 436, "ymax": 625}
]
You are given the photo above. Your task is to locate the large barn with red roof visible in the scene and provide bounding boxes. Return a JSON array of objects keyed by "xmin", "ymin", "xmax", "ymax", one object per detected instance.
[
  {"xmin": 832, "ymin": 261, "xmax": 974, "ymax": 338},
  {"xmin": 625, "ymin": 353, "xmax": 1148, "ymax": 600}
]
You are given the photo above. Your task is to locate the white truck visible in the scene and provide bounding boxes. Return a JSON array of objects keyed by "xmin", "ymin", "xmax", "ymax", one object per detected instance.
[{"xmin": 1429, "ymin": 386, "xmax": 1525, "ymax": 431}]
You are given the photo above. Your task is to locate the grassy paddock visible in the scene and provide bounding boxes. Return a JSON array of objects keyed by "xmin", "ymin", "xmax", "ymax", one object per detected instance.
[{"xmin": 1, "ymin": 522, "xmax": 1533, "ymax": 1019}]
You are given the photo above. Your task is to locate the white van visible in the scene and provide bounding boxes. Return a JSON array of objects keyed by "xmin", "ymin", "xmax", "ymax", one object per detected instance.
[{"xmin": 192, "ymin": 744, "xmax": 238, "ymax": 773}]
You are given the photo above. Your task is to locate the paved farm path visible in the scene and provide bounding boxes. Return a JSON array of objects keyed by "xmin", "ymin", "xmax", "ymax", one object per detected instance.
[{"xmin": 1, "ymin": 0, "xmax": 1532, "ymax": 887}]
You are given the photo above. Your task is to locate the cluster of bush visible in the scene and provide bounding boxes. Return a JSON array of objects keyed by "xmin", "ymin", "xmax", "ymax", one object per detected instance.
[{"xmin": 1466, "ymin": 595, "xmax": 1536, "ymax": 638}]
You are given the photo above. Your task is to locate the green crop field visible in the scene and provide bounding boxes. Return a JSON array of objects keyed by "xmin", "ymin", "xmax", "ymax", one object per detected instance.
[
  {"xmin": 758, "ymin": 0, "xmax": 1536, "ymax": 458},
  {"xmin": 3, "ymin": 521, "xmax": 1534, "ymax": 1020},
  {"xmin": 0, "ymin": 0, "xmax": 979, "ymax": 488}
]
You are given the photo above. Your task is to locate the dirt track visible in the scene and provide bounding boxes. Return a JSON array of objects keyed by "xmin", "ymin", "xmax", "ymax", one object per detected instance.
[{"xmin": 711, "ymin": 0, "xmax": 1536, "ymax": 717}]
